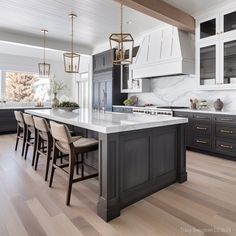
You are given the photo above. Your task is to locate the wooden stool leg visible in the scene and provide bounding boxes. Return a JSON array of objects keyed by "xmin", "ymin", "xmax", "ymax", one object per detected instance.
[
  {"xmin": 81, "ymin": 153, "xmax": 84, "ymax": 178},
  {"xmin": 15, "ymin": 125, "xmax": 20, "ymax": 151},
  {"xmin": 49, "ymin": 143, "xmax": 59, "ymax": 188},
  {"xmin": 45, "ymin": 138, "xmax": 52, "ymax": 181},
  {"xmin": 34, "ymin": 136, "xmax": 41, "ymax": 170},
  {"xmin": 32, "ymin": 130, "xmax": 37, "ymax": 166},
  {"xmin": 66, "ymin": 151, "xmax": 75, "ymax": 205},
  {"xmin": 21, "ymin": 127, "xmax": 27, "ymax": 157},
  {"xmin": 60, "ymin": 152, "xmax": 63, "ymax": 164},
  {"xmin": 24, "ymin": 128, "xmax": 30, "ymax": 160},
  {"xmin": 76, "ymin": 155, "xmax": 79, "ymax": 175}
]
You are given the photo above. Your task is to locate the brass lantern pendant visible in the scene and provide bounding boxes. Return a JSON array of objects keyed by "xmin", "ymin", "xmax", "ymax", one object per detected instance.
[
  {"xmin": 109, "ymin": 1, "xmax": 134, "ymax": 65},
  {"xmin": 64, "ymin": 13, "xmax": 80, "ymax": 73},
  {"xmin": 38, "ymin": 29, "xmax": 50, "ymax": 77}
]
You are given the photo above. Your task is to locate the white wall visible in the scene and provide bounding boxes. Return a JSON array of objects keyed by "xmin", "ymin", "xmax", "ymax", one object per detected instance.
[{"xmin": 0, "ymin": 53, "xmax": 90, "ymax": 102}]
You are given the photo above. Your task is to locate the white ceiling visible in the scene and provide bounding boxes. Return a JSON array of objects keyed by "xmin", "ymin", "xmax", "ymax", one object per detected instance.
[
  {"xmin": 163, "ymin": 0, "xmax": 234, "ymax": 16},
  {"xmin": 0, "ymin": 0, "xmax": 164, "ymax": 53},
  {"xmin": 1, "ymin": 0, "xmax": 235, "ymax": 56},
  {"xmin": 0, "ymin": 41, "xmax": 64, "ymax": 61}
]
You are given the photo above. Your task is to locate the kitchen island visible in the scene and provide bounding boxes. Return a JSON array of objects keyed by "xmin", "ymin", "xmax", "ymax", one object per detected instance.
[{"xmin": 26, "ymin": 108, "xmax": 188, "ymax": 222}]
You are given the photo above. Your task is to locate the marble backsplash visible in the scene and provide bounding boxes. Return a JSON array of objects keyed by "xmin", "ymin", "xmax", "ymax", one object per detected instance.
[{"xmin": 130, "ymin": 75, "xmax": 236, "ymax": 112}]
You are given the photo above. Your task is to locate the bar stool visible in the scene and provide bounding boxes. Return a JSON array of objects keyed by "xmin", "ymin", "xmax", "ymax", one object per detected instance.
[
  {"xmin": 23, "ymin": 113, "xmax": 37, "ymax": 163},
  {"xmin": 14, "ymin": 111, "xmax": 26, "ymax": 156},
  {"xmin": 33, "ymin": 116, "xmax": 53, "ymax": 181},
  {"xmin": 49, "ymin": 121, "xmax": 98, "ymax": 205}
]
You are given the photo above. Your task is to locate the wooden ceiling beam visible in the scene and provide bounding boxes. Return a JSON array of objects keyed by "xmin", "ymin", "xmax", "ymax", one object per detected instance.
[{"xmin": 115, "ymin": 0, "xmax": 195, "ymax": 33}]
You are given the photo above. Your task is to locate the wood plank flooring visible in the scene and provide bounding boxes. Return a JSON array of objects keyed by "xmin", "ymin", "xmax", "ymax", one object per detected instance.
[{"xmin": 0, "ymin": 134, "xmax": 236, "ymax": 235}]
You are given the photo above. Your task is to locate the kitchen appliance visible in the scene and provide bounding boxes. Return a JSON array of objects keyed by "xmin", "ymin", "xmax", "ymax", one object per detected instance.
[{"xmin": 133, "ymin": 106, "xmax": 189, "ymax": 116}]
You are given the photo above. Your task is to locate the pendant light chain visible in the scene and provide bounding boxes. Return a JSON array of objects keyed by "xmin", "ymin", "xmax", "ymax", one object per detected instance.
[
  {"xmin": 43, "ymin": 30, "xmax": 46, "ymax": 64},
  {"xmin": 38, "ymin": 29, "xmax": 50, "ymax": 77},
  {"xmin": 63, "ymin": 13, "xmax": 80, "ymax": 73},
  {"xmin": 71, "ymin": 14, "xmax": 74, "ymax": 54},
  {"xmin": 109, "ymin": 0, "xmax": 134, "ymax": 65}
]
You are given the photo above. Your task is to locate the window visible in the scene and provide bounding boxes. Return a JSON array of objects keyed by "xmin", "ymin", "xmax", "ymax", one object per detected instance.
[
  {"xmin": 2, "ymin": 71, "xmax": 50, "ymax": 102},
  {"xmin": 76, "ymin": 72, "xmax": 89, "ymax": 108}
]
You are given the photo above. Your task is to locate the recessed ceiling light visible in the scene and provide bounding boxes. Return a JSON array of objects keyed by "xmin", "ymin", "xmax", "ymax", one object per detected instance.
[{"xmin": 126, "ymin": 20, "xmax": 133, "ymax": 25}]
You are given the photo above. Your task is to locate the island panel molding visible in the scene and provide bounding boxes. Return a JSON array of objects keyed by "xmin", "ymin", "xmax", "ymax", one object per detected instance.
[
  {"xmin": 115, "ymin": 0, "xmax": 195, "ymax": 32},
  {"xmin": 97, "ymin": 125, "xmax": 187, "ymax": 221}
]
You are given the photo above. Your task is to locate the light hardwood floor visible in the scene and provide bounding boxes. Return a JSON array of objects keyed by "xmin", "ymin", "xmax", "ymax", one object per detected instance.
[{"xmin": 0, "ymin": 134, "xmax": 236, "ymax": 236}]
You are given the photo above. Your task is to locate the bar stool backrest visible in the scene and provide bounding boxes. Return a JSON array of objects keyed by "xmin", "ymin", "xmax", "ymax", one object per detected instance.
[
  {"xmin": 50, "ymin": 121, "xmax": 72, "ymax": 151},
  {"xmin": 23, "ymin": 113, "xmax": 35, "ymax": 127},
  {"xmin": 14, "ymin": 111, "xmax": 24, "ymax": 127},
  {"xmin": 33, "ymin": 116, "xmax": 50, "ymax": 133}
]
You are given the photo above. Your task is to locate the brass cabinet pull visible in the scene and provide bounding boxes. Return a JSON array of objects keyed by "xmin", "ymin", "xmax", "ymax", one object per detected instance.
[
  {"xmin": 196, "ymin": 140, "xmax": 208, "ymax": 144},
  {"xmin": 220, "ymin": 129, "xmax": 233, "ymax": 134},
  {"xmin": 220, "ymin": 118, "xmax": 233, "ymax": 121},
  {"xmin": 220, "ymin": 144, "xmax": 233, "ymax": 149},
  {"xmin": 196, "ymin": 126, "xmax": 207, "ymax": 130}
]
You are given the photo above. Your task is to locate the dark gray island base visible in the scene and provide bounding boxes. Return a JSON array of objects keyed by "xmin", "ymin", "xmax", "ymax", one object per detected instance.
[
  {"xmin": 97, "ymin": 124, "xmax": 187, "ymax": 222},
  {"xmin": 25, "ymin": 109, "xmax": 187, "ymax": 222}
]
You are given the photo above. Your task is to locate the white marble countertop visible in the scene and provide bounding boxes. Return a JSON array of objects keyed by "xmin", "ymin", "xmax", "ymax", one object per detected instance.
[
  {"xmin": 173, "ymin": 108, "xmax": 236, "ymax": 116},
  {"xmin": 0, "ymin": 106, "xmax": 51, "ymax": 110},
  {"xmin": 26, "ymin": 108, "xmax": 188, "ymax": 134}
]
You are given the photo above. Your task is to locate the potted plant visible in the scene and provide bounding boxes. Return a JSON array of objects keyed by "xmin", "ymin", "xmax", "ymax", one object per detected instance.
[
  {"xmin": 57, "ymin": 101, "xmax": 80, "ymax": 112},
  {"xmin": 50, "ymin": 76, "xmax": 67, "ymax": 108}
]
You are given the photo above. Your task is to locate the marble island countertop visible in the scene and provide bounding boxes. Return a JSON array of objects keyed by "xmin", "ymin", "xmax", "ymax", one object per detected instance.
[
  {"xmin": 0, "ymin": 105, "xmax": 51, "ymax": 110},
  {"xmin": 26, "ymin": 108, "xmax": 188, "ymax": 134}
]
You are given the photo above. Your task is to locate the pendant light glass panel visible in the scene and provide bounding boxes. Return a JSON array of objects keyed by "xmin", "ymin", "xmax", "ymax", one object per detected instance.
[
  {"xmin": 63, "ymin": 52, "xmax": 80, "ymax": 73},
  {"xmin": 109, "ymin": 33, "xmax": 134, "ymax": 65},
  {"xmin": 38, "ymin": 29, "xmax": 50, "ymax": 77},
  {"xmin": 64, "ymin": 13, "xmax": 80, "ymax": 73},
  {"xmin": 109, "ymin": 2, "xmax": 134, "ymax": 65},
  {"xmin": 38, "ymin": 62, "xmax": 50, "ymax": 77}
]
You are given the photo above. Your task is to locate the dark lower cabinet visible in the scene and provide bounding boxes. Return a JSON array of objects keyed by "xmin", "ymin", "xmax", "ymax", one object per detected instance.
[
  {"xmin": 0, "ymin": 109, "xmax": 17, "ymax": 133},
  {"xmin": 0, "ymin": 108, "xmax": 51, "ymax": 134},
  {"xmin": 174, "ymin": 111, "xmax": 236, "ymax": 160}
]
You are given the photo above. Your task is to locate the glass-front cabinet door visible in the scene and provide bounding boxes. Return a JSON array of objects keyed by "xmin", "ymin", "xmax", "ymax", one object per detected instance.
[
  {"xmin": 198, "ymin": 15, "xmax": 219, "ymax": 42},
  {"xmin": 221, "ymin": 38, "xmax": 236, "ymax": 87},
  {"xmin": 198, "ymin": 42, "xmax": 219, "ymax": 88},
  {"xmin": 221, "ymin": 9, "xmax": 236, "ymax": 36},
  {"xmin": 200, "ymin": 19, "xmax": 216, "ymax": 39}
]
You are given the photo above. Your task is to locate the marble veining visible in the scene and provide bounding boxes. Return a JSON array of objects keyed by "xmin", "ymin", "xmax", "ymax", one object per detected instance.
[
  {"xmin": 26, "ymin": 108, "xmax": 187, "ymax": 134},
  {"xmin": 130, "ymin": 75, "xmax": 236, "ymax": 112}
]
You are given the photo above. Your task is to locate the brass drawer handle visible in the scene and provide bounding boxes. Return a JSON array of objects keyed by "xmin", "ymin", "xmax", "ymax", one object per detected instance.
[
  {"xmin": 220, "ymin": 144, "xmax": 233, "ymax": 149},
  {"xmin": 196, "ymin": 127, "xmax": 207, "ymax": 130},
  {"xmin": 220, "ymin": 129, "xmax": 233, "ymax": 134},
  {"xmin": 196, "ymin": 140, "xmax": 208, "ymax": 144},
  {"xmin": 220, "ymin": 118, "xmax": 233, "ymax": 121}
]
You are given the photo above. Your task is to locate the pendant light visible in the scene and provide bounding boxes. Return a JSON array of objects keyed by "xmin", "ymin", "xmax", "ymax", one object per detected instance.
[
  {"xmin": 109, "ymin": 0, "xmax": 134, "ymax": 65},
  {"xmin": 38, "ymin": 29, "xmax": 50, "ymax": 77},
  {"xmin": 63, "ymin": 13, "xmax": 80, "ymax": 73}
]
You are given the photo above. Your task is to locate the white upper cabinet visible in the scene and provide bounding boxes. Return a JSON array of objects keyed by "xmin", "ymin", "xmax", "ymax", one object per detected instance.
[{"xmin": 196, "ymin": 4, "xmax": 236, "ymax": 89}]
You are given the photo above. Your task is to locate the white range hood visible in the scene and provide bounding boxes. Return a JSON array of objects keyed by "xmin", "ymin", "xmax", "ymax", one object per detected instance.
[{"xmin": 130, "ymin": 26, "xmax": 195, "ymax": 79}]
